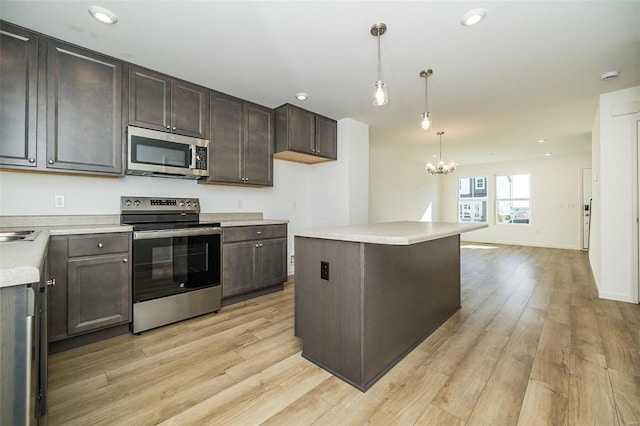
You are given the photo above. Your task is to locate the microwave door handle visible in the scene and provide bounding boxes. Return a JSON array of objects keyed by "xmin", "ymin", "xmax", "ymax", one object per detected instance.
[{"xmin": 189, "ymin": 145, "xmax": 196, "ymax": 170}]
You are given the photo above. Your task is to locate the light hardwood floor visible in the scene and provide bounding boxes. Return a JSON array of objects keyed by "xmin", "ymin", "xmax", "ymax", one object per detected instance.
[{"xmin": 47, "ymin": 243, "xmax": 640, "ymax": 425}]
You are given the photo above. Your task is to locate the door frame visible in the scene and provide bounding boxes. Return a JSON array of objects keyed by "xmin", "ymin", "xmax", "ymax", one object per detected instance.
[
  {"xmin": 581, "ymin": 168, "xmax": 592, "ymax": 251},
  {"xmin": 634, "ymin": 120, "xmax": 640, "ymax": 303}
]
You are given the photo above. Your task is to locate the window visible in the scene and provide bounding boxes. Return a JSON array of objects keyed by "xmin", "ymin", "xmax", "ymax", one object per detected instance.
[
  {"xmin": 458, "ymin": 177, "xmax": 487, "ymax": 223},
  {"xmin": 496, "ymin": 174, "xmax": 530, "ymax": 224}
]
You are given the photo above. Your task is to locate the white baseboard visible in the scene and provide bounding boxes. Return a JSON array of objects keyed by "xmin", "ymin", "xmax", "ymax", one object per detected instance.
[
  {"xmin": 460, "ymin": 238, "xmax": 580, "ymax": 250},
  {"xmin": 598, "ymin": 290, "xmax": 637, "ymax": 304}
]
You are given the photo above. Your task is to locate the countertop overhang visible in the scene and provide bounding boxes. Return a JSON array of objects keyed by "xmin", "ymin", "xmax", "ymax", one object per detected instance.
[{"xmin": 295, "ymin": 221, "xmax": 488, "ymax": 245}]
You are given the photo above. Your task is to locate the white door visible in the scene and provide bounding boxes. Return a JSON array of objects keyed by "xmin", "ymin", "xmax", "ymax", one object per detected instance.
[{"xmin": 582, "ymin": 168, "xmax": 592, "ymax": 250}]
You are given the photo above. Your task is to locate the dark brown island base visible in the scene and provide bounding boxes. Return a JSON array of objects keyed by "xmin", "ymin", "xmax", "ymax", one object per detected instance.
[{"xmin": 294, "ymin": 221, "xmax": 487, "ymax": 392}]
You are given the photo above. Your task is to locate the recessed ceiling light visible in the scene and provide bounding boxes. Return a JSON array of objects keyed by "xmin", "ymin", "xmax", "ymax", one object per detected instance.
[
  {"xmin": 600, "ymin": 70, "xmax": 620, "ymax": 81},
  {"xmin": 545, "ymin": 152, "xmax": 553, "ymax": 156},
  {"xmin": 537, "ymin": 139, "xmax": 546, "ymax": 144},
  {"xmin": 460, "ymin": 8, "xmax": 487, "ymax": 26},
  {"xmin": 295, "ymin": 92, "xmax": 308, "ymax": 101},
  {"xmin": 88, "ymin": 6, "xmax": 118, "ymax": 24}
]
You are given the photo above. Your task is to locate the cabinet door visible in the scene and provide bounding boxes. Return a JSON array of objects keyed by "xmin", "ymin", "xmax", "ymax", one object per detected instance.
[
  {"xmin": 222, "ymin": 241, "xmax": 256, "ymax": 298},
  {"xmin": 243, "ymin": 103, "xmax": 273, "ymax": 186},
  {"xmin": 67, "ymin": 253, "xmax": 131, "ymax": 335},
  {"xmin": 172, "ymin": 80, "xmax": 209, "ymax": 138},
  {"xmin": 315, "ymin": 115, "xmax": 338, "ymax": 160},
  {"xmin": 0, "ymin": 23, "xmax": 38, "ymax": 168},
  {"xmin": 289, "ymin": 105, "xmax": 316, "ymax": 154},
  {"xmin": 129, "ymin": 67, "xmax": 171, "ymax": 132},
  {"xmin": 257, "ymin": 238, "xmax": 287, "ymax": 288},
  {"xmin": 46, "ymin": 41, "xmax": 123, "ymax": 173},
  {"xmin": 209, "ymin": 92, "xmax": 243, "ymax": 183}
]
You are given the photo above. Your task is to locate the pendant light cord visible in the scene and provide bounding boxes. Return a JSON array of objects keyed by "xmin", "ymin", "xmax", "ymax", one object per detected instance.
[
  {"xmin": 424, "ymin": 75, "xmax": 429, "ymax": 111},
  {"xmin": 377, "ymin": 33, "xmax": 382, "ymax": 80}
]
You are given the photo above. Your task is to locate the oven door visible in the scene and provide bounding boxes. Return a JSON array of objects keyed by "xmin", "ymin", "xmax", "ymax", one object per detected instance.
[{"xmin": 132, "ymin": 227, "xmax": 221, "ymax": 302}]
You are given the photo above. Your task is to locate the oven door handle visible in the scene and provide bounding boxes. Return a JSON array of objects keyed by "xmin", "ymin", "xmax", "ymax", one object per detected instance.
[{"xmin": 134, "ymin": 227, "xmax": 222, "ymax": 240}]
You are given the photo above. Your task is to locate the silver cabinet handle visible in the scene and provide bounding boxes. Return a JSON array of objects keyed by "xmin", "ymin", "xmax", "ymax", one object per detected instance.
[
  {"xmin": 172, "ymin": 126, "xmax": 176, "ymax": 131},
  {"xmin": 48, "ymin": 159, "xmax": 54, "ymax": 164},
  {"xmin": 28, "ymin": 157, "xmax": 35, "ymax": 163},
  {"xmin": 166, "ymin": 125, "xmax": 171, "ymax": 129},
  {"xmin": 255, "ymin": 244, "xmax": 260, "ymax": 248},
  {"xmin": 46, "ymin": 278, "xmax": 56, "ymax": 287},
  {"xmin": 123, "ymin": 258, "xmax": 128, "ymax": 263},
  {"xmin": 98, "ymin": 243, "xmax": 104, "ymax": 248},
  {"xmin": 257, "ymin": 231, "xmax": 262, "ymax": 235}
]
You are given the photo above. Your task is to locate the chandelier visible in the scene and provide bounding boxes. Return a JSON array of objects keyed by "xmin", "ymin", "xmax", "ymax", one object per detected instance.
[{"xmin": 426, "ymin": 131, "xmax": 456, "ymax": 175}]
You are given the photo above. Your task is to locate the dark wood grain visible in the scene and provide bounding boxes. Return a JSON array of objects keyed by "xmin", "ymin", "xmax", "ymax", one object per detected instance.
[
  {"xmin": 46, "ymin": 40, "xmax": 122, "ymax": 174},
  {"xmin": 0, "ymin": 22, "xmax": 39, "ymax": 167}
]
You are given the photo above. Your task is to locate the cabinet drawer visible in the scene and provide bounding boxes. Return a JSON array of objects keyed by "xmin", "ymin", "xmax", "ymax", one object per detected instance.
[
  {"xmin": 223, "ymin": 224, "xmax": 287, "ymax": 243},
  {"xmin": 68, "ymin": 233, "xmax": 130, "ymax": 257}
]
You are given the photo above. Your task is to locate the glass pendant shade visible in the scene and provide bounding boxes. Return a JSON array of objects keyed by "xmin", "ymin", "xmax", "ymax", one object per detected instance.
[
  {"xmin": 421, "ymin": 112, "xmax": 431, "ymax": 130},
  {"xmin": 373, "ymin": 80, "xmax": 388, "ymax": 106}
]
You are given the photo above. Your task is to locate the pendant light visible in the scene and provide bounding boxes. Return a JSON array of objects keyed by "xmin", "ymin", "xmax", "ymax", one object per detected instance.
[
  {"xmin": 426, "ymin": 131, "xmax": 456, "ymax": 175},
  {"xmin": 420, "ymin": 69, "xmax": 433, "ymax": 130},
  {"xmin": 371, "ymin": 23, "xmax": 388, "ymax": 106}
]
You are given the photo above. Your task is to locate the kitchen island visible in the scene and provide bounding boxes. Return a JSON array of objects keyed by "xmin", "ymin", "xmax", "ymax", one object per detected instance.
[{"xmin": 294, "ymin": 221, "xmax": 487, "ymax": 391}]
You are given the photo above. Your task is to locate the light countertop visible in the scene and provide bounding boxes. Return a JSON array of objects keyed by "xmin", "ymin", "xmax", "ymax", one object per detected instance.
[
  {"xmin": 295, "ymin": 221, "xmax": 487, "ymax": 245},
  {"xmin": 217, "ymin": 219, "xmax": 288, "ymax": 227},
  {"xmin": 0, "ymin": 215, "xmax": 287, "ymax": 288},
  {"xmin": 0, "ymin": 229, "xmax": 50, "ymax": 288}
]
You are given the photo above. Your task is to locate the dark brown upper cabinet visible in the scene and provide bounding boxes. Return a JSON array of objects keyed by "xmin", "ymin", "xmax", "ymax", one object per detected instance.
[
  {"xmin": 274, "ymin": 103, "xmax": 337, "ymax": 164},
  {"xmin": 202, "ymin": 91, "xmax": 273, "ymax": 187},
  {"xmin": 0, "ymin": 22, "xmax": 123, "ymax": 176},
  {"xmin": 128, "ymin": 66, "xmax": 209, "ymax": 139},
  {"xmin": 46, "ymin": 40, "xmax": 123, "ymax": 174},
  {"xmin": 0, "ymin": 22, "xmax": 39, "ymax": 168}
]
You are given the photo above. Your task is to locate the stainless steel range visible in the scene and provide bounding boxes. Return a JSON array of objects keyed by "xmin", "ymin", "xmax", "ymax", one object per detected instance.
[{"xmin": 121, "ymin": 196, "xmax": 221, "ymax": 333}]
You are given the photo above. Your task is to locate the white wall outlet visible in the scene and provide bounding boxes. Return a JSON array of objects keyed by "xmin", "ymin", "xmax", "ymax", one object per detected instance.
[
  {"xmin": 290, "ymin": 255, "xmax": 295, "ymax": 264},
  {"xmin": 54, "ymin": 195, "xmax": 65, "ymax": 208}
]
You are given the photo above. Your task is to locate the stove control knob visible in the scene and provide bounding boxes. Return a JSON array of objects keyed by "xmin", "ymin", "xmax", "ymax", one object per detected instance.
[
  {"xmin": 124, "ymin": 199, "xmax": 132, "ymax": 207},
  {"xmin": 186, "ymin": 201, "xmax": 191, "ymax": 207},
  {"xmin": 193, "ymin": 201, "xmax": 198, "ymax": 207},
  {"xmin": 179, "ymin": 201, "xmax": 184, "ymax": 207},
  {"xmin": 134, "ymin": 200, "xmax": 140, "ymax": 206},
  {"xmin": 179, "ymin": 283, "xmax": 185, "ymax": 288}
]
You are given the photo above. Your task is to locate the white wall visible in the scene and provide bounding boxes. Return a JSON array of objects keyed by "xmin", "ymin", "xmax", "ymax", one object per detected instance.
[
  {"xmin": 590, "ymin": 105, "xmax": 602, "ymax": 291},
  {"xmin": 0, "ymin": 118, "xmax": 370, "ymax": 275},
  {"xmin": 369, "ymin": 144, "xmax": 442, "ymax": 223},
  {"xmin": 440, "ymin": 153, "xmax": 591, "ymax": 249},
  {"xmin": 591, "ymin": 86, "xmax": 640, "ymax": 303}
]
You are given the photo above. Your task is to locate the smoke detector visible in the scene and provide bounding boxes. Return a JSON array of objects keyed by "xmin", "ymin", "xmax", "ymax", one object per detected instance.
[{"xmin": 600, "ymin": 71, "xmax": 620, "ymax": 81}]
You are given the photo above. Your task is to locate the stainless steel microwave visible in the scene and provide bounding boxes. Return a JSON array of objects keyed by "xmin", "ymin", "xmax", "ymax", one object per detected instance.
[{"xmin": 126, "ymin": 126, "xmax": 209, "ymax": 179}]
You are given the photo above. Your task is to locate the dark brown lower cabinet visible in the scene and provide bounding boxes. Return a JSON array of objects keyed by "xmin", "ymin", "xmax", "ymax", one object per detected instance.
[
  {"xmin": 222, "ymin": 225, "xmax": 287, "ymax": 299},
  {"xmin": 48, "ymin": 233, "xmax": 131, "ymax": 342},
  {"xmin": 67, "ymin": 253, "xmax": 130, "ymax": 335}
]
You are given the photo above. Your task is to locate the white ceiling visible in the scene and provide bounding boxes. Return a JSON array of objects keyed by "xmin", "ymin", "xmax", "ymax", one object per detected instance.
[{"xmin": 2, "ymin": 1, "xmax": 639, "ymax": 165}]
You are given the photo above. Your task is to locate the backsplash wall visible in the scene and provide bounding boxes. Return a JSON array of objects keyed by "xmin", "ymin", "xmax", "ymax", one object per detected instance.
[{"xmin": 0, "ymin": 119, "xmax": 370, "ymax": 273}]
